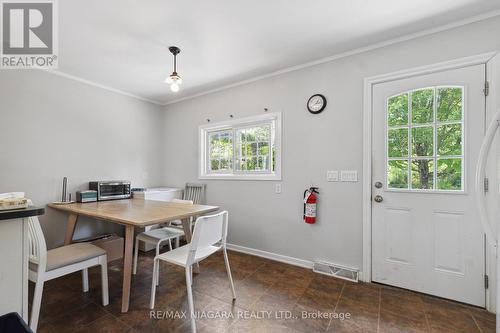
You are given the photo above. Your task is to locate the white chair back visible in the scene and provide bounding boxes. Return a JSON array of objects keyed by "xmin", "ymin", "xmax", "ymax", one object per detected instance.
[
  {"xmin": 27, "ymin": 216, "xmax": 47, "ymax": 273},
  {"xmin": 171, "ymin": 198, "xmax": 194, "ymax": 205},
  {"xmin": 184, "ymin": 183, "xmax": 206, "ymax": 204},
  {"xmin": 187, "ymin": 211, "xmax": 228, "ymax": 265}
]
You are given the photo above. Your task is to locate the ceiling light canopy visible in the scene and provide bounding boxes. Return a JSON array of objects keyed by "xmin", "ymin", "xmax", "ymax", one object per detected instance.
[{"xmin": 165, "ymin": 46, "xmax": 182, "ymax": 92}]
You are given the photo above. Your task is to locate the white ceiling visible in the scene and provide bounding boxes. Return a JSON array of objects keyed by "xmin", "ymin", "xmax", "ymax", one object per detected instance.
[{"xmin": 58, "ymin": 0, "xmax": 500, "ymax": 104}]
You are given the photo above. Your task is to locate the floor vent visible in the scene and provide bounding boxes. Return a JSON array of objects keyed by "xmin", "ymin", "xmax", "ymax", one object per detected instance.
[{"xmin": 312, "ymin": 261, "xmax": 359, "ymax": 283}]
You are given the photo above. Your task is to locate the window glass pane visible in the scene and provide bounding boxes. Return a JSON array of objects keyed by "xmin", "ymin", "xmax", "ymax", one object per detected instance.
[
  {"xmin": 255, "ymin": 126, "xmax": 270, "ymax": 142},
  {"xmin": 412, "ymin": 89, "xmax": 434, "ymax": 124},
  {"xmin": 235, "ymin": 125, "xmax": 271, "ymax": 172},
  {"xmin": 257, "ymin": 156, "xmax": 269, "ymax": 170},
  {"xmin": 250, "ymin": 142, "xmax": 258, "ymax": 156},
  {"xmin": 437, "ymin": 124, "xmax": 462, "ymax": 156},
  {"xmin": 240, "ymin": 142, "xmax": 250, "ymax": 157},
  {"xmin": 437, "ymin": 87, "xmax": 462, "ymax": 122},
  {"xmin": 210, "ymin": 159, "xmax": 219, "ymax": 171},
  {"xmin": 209, "ymin": 130, "xmax": 232, "ymax": 172},
  {"xmin": 384, "ymin": 86, "xmax": 465, "ymax": 192},
  {"xmin": 387, "ymin": 94, "xmax": 408, "ymax": 127},
  {"xmin": 237, "ymin": 159, "xmax": 246, "ymax": 171},
  {"xmin": 220, "ymin": 159, "xmax": 231, "ymax": 170},
  {"xmin": 437, "ymin": 158, "xmax": 462, "ymax": 190},
  {"xmin": 387, "ymin": 160, "xmax": 408, "ymax": 189},
  {"xmin": 411, "ymin": 159, "xmax": 434, "ymax": 189},
  {"xmin": 272, "ymin": 146, "xmax": 276, "ymax": 172},
  {"xmin": 259, "ymin": 142, "xmax": 269, "ymax": 156},
  {"xmin": 411, "ymin": 127, "xmax": 433, "ymax": 157},
  {"xmin": 388, "ymin": 128, "xmax": 408, "ymax": 157}
]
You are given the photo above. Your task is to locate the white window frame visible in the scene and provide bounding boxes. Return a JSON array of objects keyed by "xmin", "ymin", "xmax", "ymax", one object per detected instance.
[{"xmin": 199, "ymin": 112, "xmax": 282, "ymax": 180}]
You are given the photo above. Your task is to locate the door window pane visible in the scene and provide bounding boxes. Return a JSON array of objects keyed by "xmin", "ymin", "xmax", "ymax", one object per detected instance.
[
  {"xmin": 437, "ymin": 158, "xmax": 462, "ymax": 190},
  {"xmin": 411, "ymin": 127, "xmax": 433, "ymax": 157},
  {"xmin": 437, "ymin": 88, "xmax": 462, "ymax": 122},
  {"xmin": 437, "ymin": 124, "xmax": 462, "ymax": 156},
  {"xmin": 385, "ymin": 86, "xmax": 464, "ymax": 191},
  {"xmin": 387, "ymin": 93, "xmax": 408, "ymax": 127},
  {"xmin": 388, "ymin": 128, "xmax": 408, "ymax": 157},
  {"xmin": 411, "ymin": 159, "xmax": 434, "ymax": 189},
  {"xmin": 412, "ymin": 89, "xmax": 434, "ymax": 124},
  {"xmin": 388, "ymin": 160, "xmax": 409, "ymax": 189}
]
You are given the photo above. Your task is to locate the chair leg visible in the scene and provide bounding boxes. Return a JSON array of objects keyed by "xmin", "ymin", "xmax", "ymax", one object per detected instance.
[
  {"xmin": 189, "ymin": 265, "xmax": 193, "ymax": 286},
  {"xmin": 223, "ymin": 248, "xmax": 236, "ymax": 300},
  {"xmin": 150, "ymin": 257, "xmax": 159, "ymax": 309},
  {"xmin": 82, "ymin": 268, "xmax": 89, "ymax": 292},
  {"xmin": 175, "ymin": 237, "xmax": 180, "ymax": 248},
  {"xmin": 185, "ymin": 266, "xmax": 196, "ymax": 333},
  {"xmin": 30, "ymin": 277, "xmax": 44, "ymax": 332},
  {"xmin": 133, "ymin": 237, "xmax": 139, "ymax": 275},
  {"xmin": 155, "ymin": 243, "xmax": 161, "ymax": 286},
  {"xmin": 100, "ymin": 256, "xmax": 109, "ymax": 306},
  {"xmin": 168, "ymin": 239, "xmax": 172, "ymax": 251}
]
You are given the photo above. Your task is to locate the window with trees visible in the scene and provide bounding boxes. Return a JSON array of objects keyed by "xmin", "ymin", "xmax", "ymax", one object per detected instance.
[
  {"xmin": 386, "ymin": 86, "xmax": 464, "ymax": 191},
  {"xmin": 199, "ymin": 113, "xmax": 281, "ymax": 180}
]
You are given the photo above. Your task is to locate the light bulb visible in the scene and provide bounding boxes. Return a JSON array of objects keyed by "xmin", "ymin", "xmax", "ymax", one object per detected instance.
[
  {"xmin": 176, "ymin": 77, "xmax": 182, "ymax": 85},
  {"xmin": 164, "ymin": 76, "xmax": 174, "ymax": 84},
  {"xmin": 170, "ymin": 83, "xmax": 180, "ymax": 92}
]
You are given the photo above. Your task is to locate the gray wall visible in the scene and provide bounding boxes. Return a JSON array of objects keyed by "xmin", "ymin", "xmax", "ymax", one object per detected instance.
[
  {"xmin": 0, "ymin": 70, "xmax": 164, "ymax": 248},
  {"xmin": 161, "ymin": 16, "xmax": 500, "ymax": 271}
]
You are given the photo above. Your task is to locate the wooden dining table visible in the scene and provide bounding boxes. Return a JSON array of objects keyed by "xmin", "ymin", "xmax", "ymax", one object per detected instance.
[{"xmin": 48, "ymin": 199, "xmax": 219, "ymax": 312}]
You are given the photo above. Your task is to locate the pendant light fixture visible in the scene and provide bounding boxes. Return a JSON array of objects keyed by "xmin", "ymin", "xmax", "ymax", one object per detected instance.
[{"xmin": 165, "ymin": 46, "xmax": 182, "ymax": 92}]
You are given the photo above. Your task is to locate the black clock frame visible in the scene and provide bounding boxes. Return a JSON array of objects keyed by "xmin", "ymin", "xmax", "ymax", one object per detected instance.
[{"xmin": 307, "ymin": 94, "xmax": 327, "ymax": 114}]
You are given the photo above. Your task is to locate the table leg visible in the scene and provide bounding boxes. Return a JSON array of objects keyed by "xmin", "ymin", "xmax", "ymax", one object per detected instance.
[
  {"xmin": 181, "ymin": 217, "xmax": 199, "ymax": 273},
  {"xmin": 121, "ymin": 225, "xmax": 134, "ymax": 313},
  {"xmin": 64, "ymin": 214, "xmax": 78, "ymax": 245}
]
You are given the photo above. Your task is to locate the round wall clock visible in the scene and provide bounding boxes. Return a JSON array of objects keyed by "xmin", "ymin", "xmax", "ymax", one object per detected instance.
[{"xmin": 307, "ymin": 94, "xmax": 327, "ymax": 114}]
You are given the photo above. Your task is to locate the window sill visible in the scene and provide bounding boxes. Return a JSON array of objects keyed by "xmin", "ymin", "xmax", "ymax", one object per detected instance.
[{"xmin": 199, "ymin": 173, "xmax": 281, "ymax": 181}]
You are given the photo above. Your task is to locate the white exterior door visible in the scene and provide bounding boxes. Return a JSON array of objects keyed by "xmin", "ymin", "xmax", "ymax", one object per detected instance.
[{"xmin": 372, "ymin": 64, "xmax": 486, "ymax": 306}]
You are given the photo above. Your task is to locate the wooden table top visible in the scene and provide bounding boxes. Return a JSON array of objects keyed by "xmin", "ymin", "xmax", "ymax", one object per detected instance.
[{"xmin": 48, "ymin": 199, "xmax": 219, "ymax": 227}]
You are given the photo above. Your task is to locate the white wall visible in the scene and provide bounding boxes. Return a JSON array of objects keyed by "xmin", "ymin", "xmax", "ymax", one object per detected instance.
[
  {"xmin": 161, "ymin": 16, "xmax": 500, "ymax": 272},
  {"xmin": 0, "ymin": 70, "xmax": 164, "ymax": 248}
]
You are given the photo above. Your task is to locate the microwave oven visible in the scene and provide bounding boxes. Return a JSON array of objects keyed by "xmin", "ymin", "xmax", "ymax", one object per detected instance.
[{"xmin": 89, "ymin": 181, "xmax": 131, "ymax": 201}]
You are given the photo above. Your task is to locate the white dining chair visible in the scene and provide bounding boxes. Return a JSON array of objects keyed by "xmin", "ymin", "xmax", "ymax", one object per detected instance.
[
  {"xmin": 132, "ymin": 199, "xmax": 193, "ymax": 275},
  {"xmin": 27, "ymin": 216, "xmax": 109, "ymax": 332},
  {"xmin": 150, "ymin": 211, "xmax": 235, "ymax": 333}
]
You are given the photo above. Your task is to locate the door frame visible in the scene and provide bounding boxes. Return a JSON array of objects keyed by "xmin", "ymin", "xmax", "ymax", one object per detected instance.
[{"xmin": 362, "ymin": 51, "xmax": 497, "ymax": 308}]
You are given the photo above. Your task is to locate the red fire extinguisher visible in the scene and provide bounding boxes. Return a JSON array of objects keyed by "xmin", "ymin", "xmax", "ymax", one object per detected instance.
[{"xmin": 303, "ymin": 187, "xmax": 319, "ymax": 224}]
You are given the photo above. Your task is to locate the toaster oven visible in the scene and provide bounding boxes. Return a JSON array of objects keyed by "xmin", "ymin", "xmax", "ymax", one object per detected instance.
[{"xmin": 89, "ymin": 181, "xmax": 131, "ymax": 201}]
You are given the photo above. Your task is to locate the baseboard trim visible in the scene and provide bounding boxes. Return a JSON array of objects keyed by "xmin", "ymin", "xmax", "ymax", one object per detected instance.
[{"xmin": 226, "ymin": 243, "xmax": 314, "ymax": 269}]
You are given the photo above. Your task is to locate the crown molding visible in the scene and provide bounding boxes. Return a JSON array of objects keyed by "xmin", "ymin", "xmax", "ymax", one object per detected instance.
[
  {"xmin": 36, "ymin": 10, "xmax": 500, "ymax": 107},
  {"xmin": 163, "ymin": 9, "xmax": 500, "ymax": 106},
  {"xmin": 40, "ymin": 69, "xmax": 165, "ymax": 105}
]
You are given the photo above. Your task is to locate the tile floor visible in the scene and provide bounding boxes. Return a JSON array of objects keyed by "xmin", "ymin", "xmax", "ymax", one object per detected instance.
[{"xmin": 32, "ymin": 250, "xmax": 495, "ymax": 333}]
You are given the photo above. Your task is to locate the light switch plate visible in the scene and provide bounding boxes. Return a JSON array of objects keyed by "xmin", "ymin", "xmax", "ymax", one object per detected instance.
[
  {"xmin": 341, "ymin": 170, "xmax": 358, "ymax": 182},
  {"xmin": 327, "ymin": 170, "xmax": 339, "ymax": 182},
  {"xmin": 275, "ymin": 183, "xmax": 282, "ymax": 194}
]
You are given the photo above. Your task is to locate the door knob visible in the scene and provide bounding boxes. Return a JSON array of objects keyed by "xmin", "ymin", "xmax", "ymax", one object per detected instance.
[
  {"xmin": 374, "ymin": 181, "xmax": 383, "ymax": 189},
  {"xmin": 374, "ymin": 195, "xmax": 383, "ymax": 203}
]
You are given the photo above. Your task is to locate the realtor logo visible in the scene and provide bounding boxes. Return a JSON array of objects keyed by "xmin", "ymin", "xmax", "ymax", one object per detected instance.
[{"xmin": 1, "ymin": 0, "xmax": 58, "ymax": 69}]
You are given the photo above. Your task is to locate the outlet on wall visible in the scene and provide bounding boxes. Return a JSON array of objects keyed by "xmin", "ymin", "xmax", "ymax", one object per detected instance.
[{"xmin": 275, "ymin": 183, "xmax": 282, "ymax": 194}]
